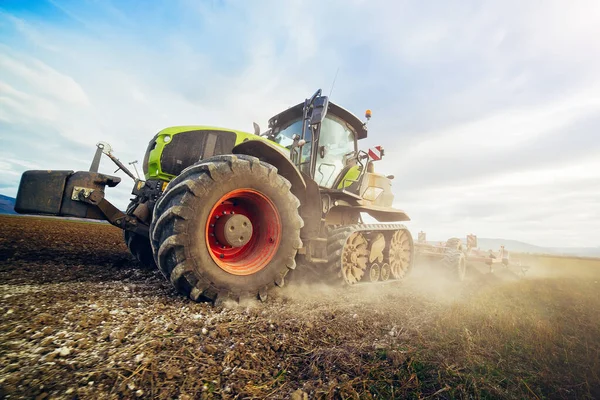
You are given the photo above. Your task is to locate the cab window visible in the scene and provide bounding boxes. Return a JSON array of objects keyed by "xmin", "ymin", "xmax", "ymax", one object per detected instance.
[{"xmin": 314, "ymin": 115, "xmax": 356, "ymax": 188}]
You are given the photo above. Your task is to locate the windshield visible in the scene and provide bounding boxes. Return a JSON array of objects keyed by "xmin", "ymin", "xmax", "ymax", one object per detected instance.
[
  {"xmin": 272, "ymin": 115, "xmax": 356, "ymax": 186},
  {"xmin": 273, "ymin": 118, "xmax": 312, "ymax": 175},
  {"xmin": 273, "ymin": 119, "xmax": 304, "ymax": 148},
  {"xmin": 315, "ymin": 115, "xmax": 356, "ymax": 188}
]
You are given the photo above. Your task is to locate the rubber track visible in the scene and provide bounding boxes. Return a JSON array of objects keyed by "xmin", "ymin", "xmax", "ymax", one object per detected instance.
[{"xmin": 327, "ymin": 223, "xmax": 412, "ymax": 286}]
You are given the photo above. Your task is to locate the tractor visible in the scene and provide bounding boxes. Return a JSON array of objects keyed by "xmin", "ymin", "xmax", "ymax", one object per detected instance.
[{"xmin": 14, "ymin": 89, "xmax": 414, "ymax": 303}]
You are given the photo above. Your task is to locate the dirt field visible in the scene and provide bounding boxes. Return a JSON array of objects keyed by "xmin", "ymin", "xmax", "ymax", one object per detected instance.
[{"xmin": 0, "ymin": 215, "xmax": 598, "ymax": 399}]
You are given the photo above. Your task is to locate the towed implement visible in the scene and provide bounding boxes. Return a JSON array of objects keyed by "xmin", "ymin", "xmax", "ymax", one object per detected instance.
[
  {"xmin": 15, "ymin": 89, "xmax": 414, "ymax": 303},
  {"xmin": 415, "ymin": 232, "xmax": 529, "ymax": 280}
]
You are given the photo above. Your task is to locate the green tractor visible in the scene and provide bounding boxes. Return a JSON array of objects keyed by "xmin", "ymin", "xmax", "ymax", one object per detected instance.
[{"xmin": 15, "ymin": 89, "xmax": 414, "ymax": 303}]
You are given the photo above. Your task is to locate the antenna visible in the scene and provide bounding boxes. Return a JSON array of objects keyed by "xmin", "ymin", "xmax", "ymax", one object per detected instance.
[{"xmin": 328, "ymin": 67, "xmax": 340, "ymax": 98}]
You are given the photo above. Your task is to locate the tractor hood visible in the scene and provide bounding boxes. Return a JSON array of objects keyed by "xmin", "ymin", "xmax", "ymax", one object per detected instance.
[{"xmin": 268, "ymin": 101, "xmax": 368, "ymax": 140}]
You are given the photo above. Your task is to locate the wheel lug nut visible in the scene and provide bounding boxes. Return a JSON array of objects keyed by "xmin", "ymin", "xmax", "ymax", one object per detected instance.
[{"xmin": 210, "ymin": 224, "xmax": 215, "ymax": 227}]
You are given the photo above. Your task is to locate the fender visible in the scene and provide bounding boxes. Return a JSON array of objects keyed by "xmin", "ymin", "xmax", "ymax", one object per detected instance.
[
  {"xmin": 351, "ymin": 204, "xmax": 410, "ymax": 222},
  {"xmin": 232, "ymin": 140, "xmax": 307, "ymax": 194},
  {"xmin": 332, "ymin": 202, "xmax": 410, "ymax": 222}
]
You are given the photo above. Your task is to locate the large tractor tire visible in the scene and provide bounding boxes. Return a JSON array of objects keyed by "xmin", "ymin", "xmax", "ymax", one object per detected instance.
[
  {"xmin": 123, "ymin": 202, "xmax": 156, "ymax": 269},
  {"xmin": 442, "ymin": 250, "xmax": 467, "ymax": 281},
  {"xmin": 150, "ymin": 155, "xmax": 303, "ymax": 303},
  {"xmin": 445, "ymin": 237, "xmax": 463, "ymax": 251}
]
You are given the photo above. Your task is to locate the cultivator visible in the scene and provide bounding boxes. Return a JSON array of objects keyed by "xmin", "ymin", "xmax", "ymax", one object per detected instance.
[{"xmin": 415, "ymin": 232, "xmax": 529, "ymax": 279}]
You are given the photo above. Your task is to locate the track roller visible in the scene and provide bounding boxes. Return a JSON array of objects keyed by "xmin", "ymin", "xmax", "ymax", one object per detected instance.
[
  {"xmin": 380, "ymin": 262, "xmax": 391, "ymax": 281},
  {"xmin": 368, "ymin": 263, "xmax": 381, "ymax": 282}
]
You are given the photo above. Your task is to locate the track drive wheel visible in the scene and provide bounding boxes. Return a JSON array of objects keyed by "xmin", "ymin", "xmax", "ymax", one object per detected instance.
[
  {"xmin": 327, "ymin": 228, "xmax": 370, "ymax": 285},
  {"xmin": 340, "ymin": 232, "xmax": 369, "ymax": 284},
  {"xmin": 123, "ymin": 201, "xmax": 156, "ymax": 269},
  {"xmin": 442, "ymin": 250, "xmax": 467, "ymax": 281},
  {"xmin": 150, "ymin": 155, "xmax": 303, "ymax": 303},
  {"xmin": 388, "ymin": 229, "xmax": 413, "ymax": 279}
]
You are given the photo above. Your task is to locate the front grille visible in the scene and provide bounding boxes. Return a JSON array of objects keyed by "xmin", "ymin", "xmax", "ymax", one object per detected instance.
[{"xmin": 160, "ymin": 130, "xmax": 236, "ymax": 176}]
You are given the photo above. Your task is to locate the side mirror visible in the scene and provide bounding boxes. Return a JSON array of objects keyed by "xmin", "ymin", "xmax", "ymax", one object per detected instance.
[
  {"xmin": 253, "ymin": 122, "xmax": 260, "ymax": 135},
  {"xmin": 310, "ymin": 96, "xmax": 329, "ymax": 126}
]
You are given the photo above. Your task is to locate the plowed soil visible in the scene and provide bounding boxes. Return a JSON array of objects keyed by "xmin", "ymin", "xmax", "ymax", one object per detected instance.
[{"xmin": 0, "ymin": 215, "xmax": 598, "ymax": 399}]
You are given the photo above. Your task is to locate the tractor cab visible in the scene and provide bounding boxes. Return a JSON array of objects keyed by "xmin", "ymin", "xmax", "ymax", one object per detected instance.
[
  {"xmin": 264, "ymin": 89, "xmax": 397, "ymax": 212},
  {"xmin": 266, "ymin": 89, "xmax": 368, "ymax": 189}
]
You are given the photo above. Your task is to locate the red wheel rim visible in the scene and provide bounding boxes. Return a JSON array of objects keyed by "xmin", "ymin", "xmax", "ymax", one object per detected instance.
[{"xmin": 205, "ymin": 189, "xmax": 281, "ymax": 275}]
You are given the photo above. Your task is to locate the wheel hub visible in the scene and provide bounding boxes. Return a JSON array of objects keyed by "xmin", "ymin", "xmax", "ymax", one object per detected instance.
[
  {"xmin": 214, "ymin": 214, "xmax": 253, "ymax": 248},
  {"xmin": 205, "ymin": 188, "xmax": 281, "ymax": 276}
]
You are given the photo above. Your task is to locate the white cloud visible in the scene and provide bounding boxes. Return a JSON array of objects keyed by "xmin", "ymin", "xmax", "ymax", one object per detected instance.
[
  {"xmin": 0, "ymin": 51, "xmax": 89, "ymax": 105},
  {"xmin": 396, "ymin": 157, "xmax": 600, "ymax": 247},
  {"xmin": 0, "ymin": 81, "xmax": 62, "ymax": 123},
  {"xmin": 379, "ymin": 86, "xmax": 600, "ymax": 178}
]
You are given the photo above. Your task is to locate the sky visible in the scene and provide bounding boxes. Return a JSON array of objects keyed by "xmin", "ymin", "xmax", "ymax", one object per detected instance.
[{"xmin": 1, "ymin": 0, "xmax": 599, "ymax": 247}]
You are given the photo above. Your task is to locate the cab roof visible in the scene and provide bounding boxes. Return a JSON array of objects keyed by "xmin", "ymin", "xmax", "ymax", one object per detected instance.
[{"xmin": 268, "ymin": 101, "xmax": 368, "ymax": 140}]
